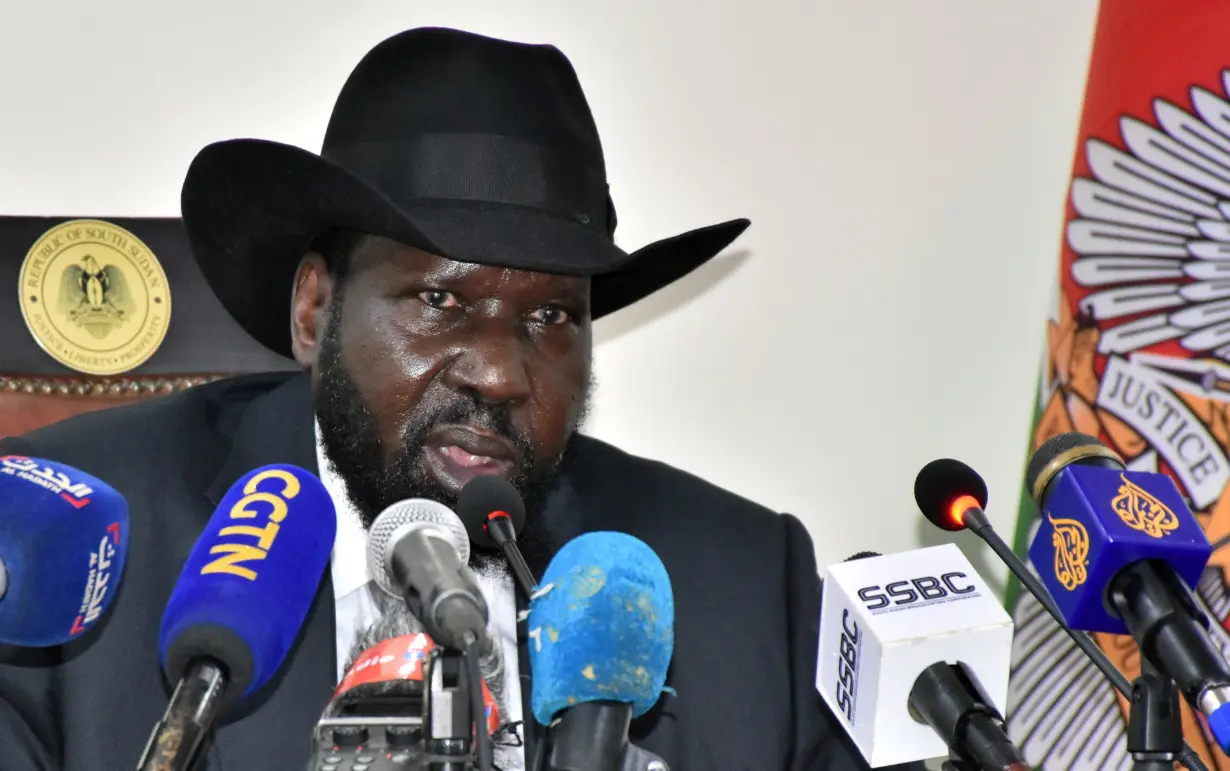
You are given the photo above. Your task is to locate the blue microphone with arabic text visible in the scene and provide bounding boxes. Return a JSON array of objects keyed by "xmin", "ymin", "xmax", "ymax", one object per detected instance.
[
  {"xmin": 136, "ymin": 464, "xmax": 336, "ymax": 771},
  {"xmin": 1025, "ymin": 432, "xmax": 1230, "ymax": 753},
  {"xmin": 528, "ymin": 531, "xmax": 674, "ymax": 771},
  {"xmin": 0, "ymin": 454, "xmax": 129, "ymax": 647}
]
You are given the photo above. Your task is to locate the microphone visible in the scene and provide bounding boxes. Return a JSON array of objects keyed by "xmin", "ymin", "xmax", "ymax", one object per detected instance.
[
  {"xmin": 0, "ymin": 455, "xmax": 129, "ymax": 647},
  {"xmin": 456, "ymin": 475, "xmax": 536, "ymax": 597},
  {"xmin": 1021, "ymin": 432, "xmax": 1230, "ymax": 753},
  {"xmin": 365, "ymin": 498, "xmax": 495, "ymax": 771},
  {"xmin": 816, "ymin": 545, "xmax": 1021, "ymax": 769},
  {"xmin": 528, "ymin": 531, "xmax": 674, "ymax": 771},
  {"xmin": 308, "ymin": 632, "xmax": 502, "ymax": 770},
  {"xmin": 137, "ymin": 464, "xmax": 336, "ymax": 771},
  {"xmin": 913, "ymin": 453, "xmax": 1208, "ymax": 771},
  {"xmin": 365, "ymin": 498, "xmax": 489, "ymax": 653}
]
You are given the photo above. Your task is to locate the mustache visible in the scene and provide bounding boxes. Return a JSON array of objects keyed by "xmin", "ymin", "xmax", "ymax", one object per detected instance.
[{"xmin": 402, "ymin": 397, "xmax": 535, "ymax": 468}]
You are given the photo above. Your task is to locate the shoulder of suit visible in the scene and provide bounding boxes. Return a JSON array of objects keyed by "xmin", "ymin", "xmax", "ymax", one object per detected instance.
[
  {"xmin": 570, "ymin": 434, "xmax": 788, "ymax": 526},
  {"xmin": 4, "ymin": 372, "xmax": 296, "ymax": 470}
]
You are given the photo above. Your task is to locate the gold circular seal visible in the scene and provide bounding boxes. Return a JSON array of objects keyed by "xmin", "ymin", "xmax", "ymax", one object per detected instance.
[{"xmin": 18, "ymin": 219, "xmax": 172, "ymax": 376}]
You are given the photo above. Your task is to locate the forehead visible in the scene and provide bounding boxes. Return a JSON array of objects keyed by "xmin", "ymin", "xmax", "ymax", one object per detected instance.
[{"xmin": 352, "ymin": 236, "xmax": 590, "ymax": 295}]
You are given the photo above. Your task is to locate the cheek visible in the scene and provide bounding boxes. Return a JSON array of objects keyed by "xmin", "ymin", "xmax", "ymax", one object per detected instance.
[
  {"xmin": 341, "ymin": 302, "xmax": 447, "ymax": 434},
  {"xmin": 526, "ymin": 350, "xmax": 590, "ymax": 450}
]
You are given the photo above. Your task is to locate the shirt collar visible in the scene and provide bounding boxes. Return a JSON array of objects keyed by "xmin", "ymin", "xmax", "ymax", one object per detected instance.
[{"xmin": 314, "ymin": 420, "xmax": 373, "ymax": 599}]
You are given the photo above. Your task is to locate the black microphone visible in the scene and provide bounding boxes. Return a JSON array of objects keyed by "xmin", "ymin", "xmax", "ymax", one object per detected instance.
[
  {"xmin": 457, "ymin": 475, "xmax": 536, "ymax": 597},
  {"xmin": 908, "ymin": 663, "xmax": 1029, "ymax": 771},
  {"xmin": 913, "ymin": 455, "xmax": 1207, "ymax": 771}
]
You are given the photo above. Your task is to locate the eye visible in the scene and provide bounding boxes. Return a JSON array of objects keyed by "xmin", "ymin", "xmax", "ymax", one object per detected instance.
[
  {"xmin": 530, "ymin": 306, "xmax": 572, "ymax": 325},
  {"xmin": 418, "ymin": 290, "xmax": 458, "ymax": 309}
]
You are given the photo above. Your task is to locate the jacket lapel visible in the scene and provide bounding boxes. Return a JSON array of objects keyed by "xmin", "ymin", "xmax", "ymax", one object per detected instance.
[{"xmin": 204, "ymin": 372, "xmax": 320, "ymax": 505}]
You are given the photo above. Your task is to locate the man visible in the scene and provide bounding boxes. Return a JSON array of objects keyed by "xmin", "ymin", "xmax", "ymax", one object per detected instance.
[{"xmin": 0, "ymin": 27, "xmax": 915, "ymax": 771}]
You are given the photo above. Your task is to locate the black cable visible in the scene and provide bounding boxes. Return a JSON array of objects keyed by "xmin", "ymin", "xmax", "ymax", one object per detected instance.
[{"xmin": 464, "ymin": 639, "xmax": 495, "ymax": 771}]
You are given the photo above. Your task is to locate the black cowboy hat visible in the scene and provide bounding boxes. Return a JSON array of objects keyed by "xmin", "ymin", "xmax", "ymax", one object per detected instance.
[{"xmin": 180, "ymin": 26, "xmax": 749, "ymax": 359}]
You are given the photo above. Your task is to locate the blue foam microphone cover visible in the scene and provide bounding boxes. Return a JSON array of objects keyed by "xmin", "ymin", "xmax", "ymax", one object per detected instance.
[
  {"xmin": 528, "ymin": 531, "xmax": 674, "ymax": 725},
  {"xmin": 159, "ymin": 464, "xmax": 336, "ymax": 703},
  {"xmin": 0, "ymin": 455, "xmax": 130, "ymax": 647}
]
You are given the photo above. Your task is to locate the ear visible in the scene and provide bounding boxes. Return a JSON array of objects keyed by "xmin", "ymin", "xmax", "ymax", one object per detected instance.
[{"xmin": 289, "ymin": 254, "xmax": 335, "ymax": 368}]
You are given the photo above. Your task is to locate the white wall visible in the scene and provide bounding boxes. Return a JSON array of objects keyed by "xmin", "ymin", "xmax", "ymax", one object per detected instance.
[{"xmin": 0, "ymin": 0, "xmax": 1101, "ymax": 593}]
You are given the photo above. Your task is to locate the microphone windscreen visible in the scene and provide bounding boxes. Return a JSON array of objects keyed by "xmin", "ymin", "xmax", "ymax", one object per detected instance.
[
  {"xmin": 159, "ymin": 464, "xmax": 335, "ymax": 703},
  {"xmin": 914, "ymin": 458, "xmax": 988, "ymax": 532},
  {"xmin": 528, "ymin": 531, "xmax": 674, "ymax": 725},
  {"xmin": 1024, "ymin": 431, "xmax": 1122, "ymax": 502},
  {"xmin": 0, "ymin": 456, "xmax": 130, "ymax": 647},
  {"xmin": 457, "ymin": 475, "xmax": 526, "ymax": 548}
]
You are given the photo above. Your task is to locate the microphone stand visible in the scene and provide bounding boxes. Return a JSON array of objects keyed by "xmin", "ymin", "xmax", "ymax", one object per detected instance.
[
  {"xmin": 1127, "ymin": 656, "xmax": 1183, "ymax": 771},
  {"xmin": 423, "ymin": 646, "xmax": 477, "ymax": 771}
]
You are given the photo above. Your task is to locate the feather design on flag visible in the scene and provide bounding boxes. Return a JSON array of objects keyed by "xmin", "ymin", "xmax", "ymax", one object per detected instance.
[{"xmin": 1068, "ymin": 72, "xmax": 1230, "ymax": 360}]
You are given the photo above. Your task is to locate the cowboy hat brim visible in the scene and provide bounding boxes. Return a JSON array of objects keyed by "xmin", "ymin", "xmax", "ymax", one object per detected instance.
[{"xmin": 181, "ymin": 138, "xmax": 749, "ymax": 358}]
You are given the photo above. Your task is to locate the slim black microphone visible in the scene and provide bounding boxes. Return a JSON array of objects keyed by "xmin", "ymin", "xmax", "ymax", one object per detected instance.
[
  {"xmin": 913, "ymin": 456, "xmax": 1207, "ymax": 771},
  {"xmin": 457, "ymin": 475, "xmax": 536, "ymax": 597}
]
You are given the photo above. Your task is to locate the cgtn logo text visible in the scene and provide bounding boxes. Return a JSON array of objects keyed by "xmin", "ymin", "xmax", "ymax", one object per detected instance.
[
  {"xmin": 856, "ymin": 571, "xmax": 978, "ymax": 614},
  {"xmin": 200, "ymin": 469, "xmax": 302, "ymax": 582},
  {"xmin": 71, "ymin": 522, "xmax": 122, "ymax": 635},
  {"xmin": 0, "ymin": 456, "xmax": 94, "ymax": 508}
]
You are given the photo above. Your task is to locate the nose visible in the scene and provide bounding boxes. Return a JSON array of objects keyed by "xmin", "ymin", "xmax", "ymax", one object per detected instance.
[{"xmin": 442, "ymin": 323, "xmax": 532, "ymax": 405}]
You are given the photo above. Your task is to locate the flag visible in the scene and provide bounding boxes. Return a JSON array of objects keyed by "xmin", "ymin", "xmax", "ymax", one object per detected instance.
[{"xmin": 1006, "ymin": 2, "xmax": 1230, "ymax": 768}]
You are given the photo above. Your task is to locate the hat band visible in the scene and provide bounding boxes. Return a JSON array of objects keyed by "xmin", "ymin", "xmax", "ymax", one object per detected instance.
[{"xmin": 324, "ymin": 133, "xmax": 612, "ymax": 235}]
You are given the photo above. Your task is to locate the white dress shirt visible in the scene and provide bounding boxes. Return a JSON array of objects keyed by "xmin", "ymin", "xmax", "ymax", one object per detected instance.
[{"xmin": 314, "ymin": 425, "xmax": 525, "ymax": 770}]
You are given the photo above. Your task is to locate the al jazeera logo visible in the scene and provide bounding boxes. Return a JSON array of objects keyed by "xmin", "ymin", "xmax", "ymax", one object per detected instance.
[
  {"xmin": 1049, "ymin": 512, "xmax": 1089, "ymax": 591},
  {"xmin": 18, "ymin": 220, "xmax": 171, "ymax": 376},
  {"xmin": 1111, "ymin": 474, "xmax": 1180, "ymax": 539}
]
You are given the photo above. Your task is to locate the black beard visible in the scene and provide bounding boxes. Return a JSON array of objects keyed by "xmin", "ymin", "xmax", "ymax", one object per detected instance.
[{"xmin": 314, "ymin": 285, "xmax": 590, "ymax": 577}]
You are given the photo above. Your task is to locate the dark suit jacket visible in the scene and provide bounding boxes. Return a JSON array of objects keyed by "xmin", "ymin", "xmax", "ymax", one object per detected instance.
[{"xmin": 0, "ymin": 372, "xmax": 919, "ymax": 771}]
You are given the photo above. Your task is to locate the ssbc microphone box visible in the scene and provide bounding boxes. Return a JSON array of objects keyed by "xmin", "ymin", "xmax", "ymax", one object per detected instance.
[{"xmin": 816, "ymin": 544, "xmax": 1014, "ymax": 767}]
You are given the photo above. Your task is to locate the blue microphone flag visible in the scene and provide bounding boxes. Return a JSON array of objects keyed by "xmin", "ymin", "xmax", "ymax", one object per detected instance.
[
  {"xmin": 1029, "ymin": 464, "xmax": 1211, "ymax": 635},
  {"xmin": 0, "ymin": 455, "xmax": 130, "ymax": 647},
  {"xmin": 159, "ymin": 464, "xmax": 336, "ymax": 699},
  {"xmin": 527, "ymin": 531, "xmax": 674, "ymax": 725}
]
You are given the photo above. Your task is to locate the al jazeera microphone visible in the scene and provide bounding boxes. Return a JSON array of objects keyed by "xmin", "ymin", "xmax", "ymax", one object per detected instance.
[
  {"xmin": 1019, "ymin": 433, "xmax": 1230, "ymax": 753},
  {"xmin": 913, "ymin": 453, "xmax": 1208, "ymax": 771}
]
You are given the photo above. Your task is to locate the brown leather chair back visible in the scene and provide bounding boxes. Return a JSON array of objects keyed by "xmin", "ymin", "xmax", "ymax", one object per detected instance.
[{"xmin": 0, "ymin": 216, "xmax": 297, "ymax": 439}]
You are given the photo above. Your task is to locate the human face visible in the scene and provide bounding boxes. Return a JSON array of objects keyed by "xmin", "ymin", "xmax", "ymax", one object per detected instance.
[{"xmin": 291, "ymin": 236, "xmax": 593, "ymax": 536}]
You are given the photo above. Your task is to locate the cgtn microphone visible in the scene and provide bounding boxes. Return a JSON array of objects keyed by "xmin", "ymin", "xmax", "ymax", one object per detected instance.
[
  {"xmin": 816, "ymin": 544, "xmax": 1021, "ymax": 769},
  {"xmin": 1021, "ymin": 432, "xmax": 1230, "ymax": 752},
  {"xmin": 136, "ymin": 464, "xmax": 336, "ymax": 771},
  {"xmin": 529, "ymin": 531, "xmax": 673, "ymax": 771},
  {"xmin": 0, "ymin": 455, "xmax": 129, "ymax": 647},
  {"xmin": 308, "ymin": 632, "xmax": 502, "ymax": 770}
]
